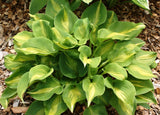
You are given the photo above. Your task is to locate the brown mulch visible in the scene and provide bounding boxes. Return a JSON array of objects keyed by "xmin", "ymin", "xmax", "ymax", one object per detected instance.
[{"xmin": 0, "ymin": 0, "xmax": 160, "ymax": 114}]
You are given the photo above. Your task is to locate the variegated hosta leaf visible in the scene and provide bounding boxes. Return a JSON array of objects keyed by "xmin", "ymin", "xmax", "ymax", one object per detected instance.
[
  {"xmin": 17, "ymin": 37, "xmax": 57, "ymax": 56},
  {"xmin": 73, "ymin": 18, "xmax": 90, "ymax": 45},
  {"xmin": 4, "ymin": 54, "xmax": 24, "ymax": 71},
  {"xmin": 5, "ymin": 68, "xmax": 29, "ymax": 89},
  {"xmin": 93, "ymin": 90, "xmax": 109, "ymax": 105},
  {"xmin": 29, "ymin": 65, "xmax": 53, "ymax": 85},
  {"xmin": 128, "ymin": 77, "xmax": 154, "ymax": 95},
  {"xmin": 89, "ymin": 25, "xmax": 100, "ymax": 46},
  {"xmin": 54, "ymin": 7, "xmax": 78, "ymax": 33},
  {"xmin": 113, "ymin": 39, "xmax": 138, "ymax": 51},
  {"xmin": 0, "ymin": 87, "xmax": 16, "ymax": 109},
  {"xmin": 40, "ymin": 56, "xmax": 59, "ymax": 69},
  {"xmin": 78, "ymin": 45, "xmax": 92, "ymax": 57},
  {"xmin": 0, "ymin": 98, "xmax": 8, "ymax": 109},
  {"xmin": 70, "ymin": 0, "xmax": 81, "ymax": 11},
  {"xmin": 108, "ymin": 49, "xmax": 135, "ymax": 67},
  {"xmin": 83, "ymin": 105, "xmax": 108, "ymax": 115},
  {"xmin": 44, "ymin": 95, "xmax": 67, "ymax": 115},
  {"xmin": 13, "ymin": 31, "xmax": 33, "ymax": 47},
  {"xmin": 82, "ymin": 75, "xmax": 105, "ymax": 106},
  {"xmin": 127, "ymin": 64, "xmax": 156, "ymax": 80},
  {"xmin": 132, "ymin": 50, "xmax": 157, "ymax": 66},
  {"xmin": 138, "ymin": 103, "xmax": 150, "ymax": 109},
  {"xmin": 81, "ymin": 1, "xmax": 107, "ymax": 26},
  {"xmin": 136, "ymin": 92, "xmax": 157, "ymax": 104},
  {"xmin": 104, "ymin": 79, "xmax": 136, "ymax": 105},
  {"xmin": 45, "ymin": 0, "xmax": 70, "ymax": 18},
  {"xmin": 29, "ymin": 0, "xmax": 47, "ymax": 14},
  {"xmin": 82, "ymin": 0, "xmax": 93, "ymax": 4},
  {"xmin": 78, "ymin": 45, "xmax": 101, "ymax": 68},
  {"xmin": 62, "ymin": 84, "xmax": 85, "ymax": 112},
  {"xmin": 98, "ymin": 21, "xmax": 145, "ymax": 41},
  {"xmin": 25, "ymin": 101, "xmax": 45, "ymax": 115},
  {"xmin": 130, "ymin": 38, "xmax": 145, "ymax": 48},
  {"xmin": 52, "ymin": 28, "xmax": 77, "ymax": 49},
  {"xmin": 28, "ymin": 77, "xmax": 63, "ymax": 101},
  {"xmin": 93, "ymin": 40, "xmax": 114, "ymax": 61},
  {"xmin": 32, "ymin": 20, "xmax": 53, "ymax": 40},
  {"xmin": 103, "ymin": 63, "xmax": 128, "ymax": 80},
  {"xmin": 29, "ymin": 13, "xmax": 54, "ymax": 27},
  {"xmin": 14, "ymin": 52, "xmax": 36, "ymax": 62},
  {"xmin": 17, "ymin": 72, "xmax": 29, "ymax": 101},
  {"xmin": 132, "ymin": 0, "xmax": 150, "ymax": 10},
  {"xmin": 107, "ymin": 89, "xmax": 136, "ymax": 115},
  {"xmin": 0, "ymin": 87, "xmax": 16, "ymax": 99},
  {"xmin": 59, "ymin": 52, "xmax": 87, "ymax": 79},
  {"xmin": 99, "ymin": 10, "xmax": 118, "ymax": 29}
]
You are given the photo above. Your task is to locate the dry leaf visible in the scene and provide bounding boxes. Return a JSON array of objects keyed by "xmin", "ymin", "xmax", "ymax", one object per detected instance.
[{"xmin": 11, "ymin": 107, "xmax": 29, "ymax": 113}]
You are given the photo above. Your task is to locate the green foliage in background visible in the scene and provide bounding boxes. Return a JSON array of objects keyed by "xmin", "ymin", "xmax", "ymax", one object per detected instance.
[{"xmin": 0, "ymin": 0, "xmax": 156, "ymax": 115}]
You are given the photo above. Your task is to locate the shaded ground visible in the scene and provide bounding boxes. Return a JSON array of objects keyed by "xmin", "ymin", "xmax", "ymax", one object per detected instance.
[{"xmin": 0, "ymin": 0, "xmax": 160, "ymax": 114}]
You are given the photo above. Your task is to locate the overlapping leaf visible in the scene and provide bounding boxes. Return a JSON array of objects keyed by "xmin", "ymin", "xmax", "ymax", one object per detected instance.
[
  {"xmin": 4, "ymin": 54, "xmax": 24, "ymax": 71},
  {"xmin": 28, "ymin": 77, "xmax": 62, "ymax": 101},
  {"xmin": 93, "ymin": 91, "xmax": 109, "ymax": 105},
  {"xmin": 32, "ymin": 20, "xmax": 53, "ymax": 40},
  {"xmin": 98, "ymin": 21, "xmax": 145, "ymax": 41},
  {"xmin": 54, "ymin": 7, "xmax": 78, "ymax": 33},
  {"xmin": 83, "ymin": 105, "xmax": 108, "ymax": 115},
  {"xmin": 128, "ymin": 77, "xmax": 154, "ymax": 95},
  {"xmin": 5, "ymin": 68, "xmax": 29, "ymax": 89},
  {"xmin": 108, "ymin": 49, "xmax": 135, "ymax": 67},
  {"xmin": 83, "ymin": 75, "xmax": 105, "ymax": 106},
  {"xmin": 132, "ymin": 0, "xmax": 150, "ymax": 10},
  {"xmin": 103, "ymin": 63, "xmax": 127, "ymax": 80},
  {"xmin": 14, "ymin": 52, "xmax": 36, "ymax": 62},
  {"xmin": 99, "ymin": 10, "xmax": 118, "ymax": 29},
  {"xmin": 17, "ymin": 37, "xmax": 57, "ymax": 56},
  {"xmin": 136, "ymin": 92, "xmax": 157, "ymax": 104},
  {"xmin": 29, "ymin": 0, "xmax": 47, "ymax": 14},
  {"xmin": 104, "ymin": 79, "xmax": 136, "ymax": 104},
  {"xmin": 44, "ymin": 95, "xmax": 67, "ymax": 115},
  {"xmin": 82, "ymin": 0, "xmax": 93, "ymax": 4},
  {"xmin": 127, "ymin": 64, "xmax": 156, "ymax": 80},
  {"xmin": 104, "ymin": 81, "xmax": 136, "ymax": 115},
  {"xmin": 17, "ymin": 72, "xmax": 29, "ymax": 101},
  {"xmin": 81, "ymin": 1, "xmax": 107, "ymax": 26},
  {"xmin": 30, "ymin": 13, "xmax": 54, "ymax": 27},
  {"xmin": 28, "ymin": 65, "xmax": 53, "ymax": 85},
  {"xmin": 0, "ymin": 87, "xmax": 16, "ymax": 109},
  {"xmin": 25, "ymin": 101, "xmax": 45, "ymax": 115},
  {"xmin": 73, "ymin": 18, "xmax": 90, "ymax": 45},
  {"xmin": 52, "ymin": 28, "xmax": 77, "ymax": 49},
  {"xmin": 78, "ymin": 45, "xmax": 101, "ymax": 68},
  {"xmin": 132, "ymin": 50, "xmax": 157, "ymax": 66},
  {"xmin": 108, "ymin": 89, "xmax": 136, "ymax": 115},
  {"xmin": 93, "ymin": 40, "xmax": 114, "ymax": 61},
  {"xmin": 70, "ymin": 0, "xmax": 81, "ymax": 11},
  {"xmin": 59, "ymin": 52, "xmax": 87, "ymax": 79},
  {"xmin": 13, "ymin": 31, "xmax": 33, "ymax": 47},
  {"xmin": 62, "ymin": 84, "xmax": 85, "ymax": 112},
  {"xmin": 45, "ymin": 0, "xmax": 70, "ymax": 18}
]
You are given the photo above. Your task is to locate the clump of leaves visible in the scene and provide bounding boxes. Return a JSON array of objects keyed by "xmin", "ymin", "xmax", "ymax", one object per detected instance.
[{"xmin": 0, "ymin": 0, "xmax": 157, "ymax": 115}]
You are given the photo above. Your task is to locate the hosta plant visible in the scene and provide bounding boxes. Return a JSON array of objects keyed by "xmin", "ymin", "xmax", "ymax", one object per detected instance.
[{"xmin": 0, "ymin": 1, "xmax": 157, "ymax": 115}]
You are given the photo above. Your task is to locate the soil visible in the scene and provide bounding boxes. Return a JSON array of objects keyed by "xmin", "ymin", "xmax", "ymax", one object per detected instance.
[{"xmin": 0, "ymin": 0, "xmax": 160, "ymax": 114}]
